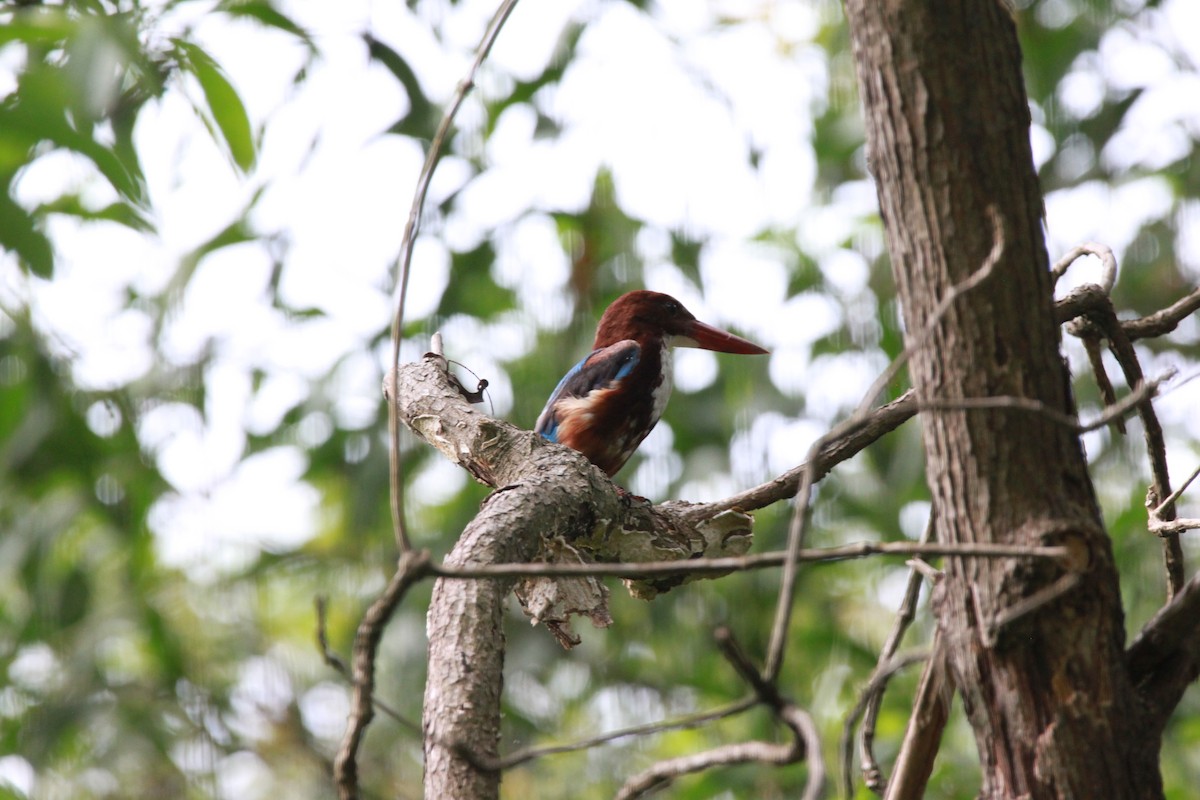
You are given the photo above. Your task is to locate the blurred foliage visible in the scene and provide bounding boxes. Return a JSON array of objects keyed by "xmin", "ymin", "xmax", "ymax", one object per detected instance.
[{"xmin": 1, "ymin": 1, "xmax": 1198, "ymax": 799}]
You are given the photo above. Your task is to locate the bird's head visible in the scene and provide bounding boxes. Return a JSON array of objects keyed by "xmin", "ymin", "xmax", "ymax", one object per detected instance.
[{"xmin": 594, "ymin": 290, "xmax": 768, "ymax": 354}]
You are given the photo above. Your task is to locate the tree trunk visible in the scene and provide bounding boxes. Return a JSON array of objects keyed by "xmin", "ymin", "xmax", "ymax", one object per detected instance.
[{"xmin": 844, "ymin": 2, "xmax": 1162, "ymax": 797}]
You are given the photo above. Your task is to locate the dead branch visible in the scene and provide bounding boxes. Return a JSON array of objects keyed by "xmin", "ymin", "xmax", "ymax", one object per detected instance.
[
  {"xmin": 431, "ymin": 539, "xmax": 1072, "ymax": 580},
  {"xmin": 1126, "ymin": 568, "xmax": 1200, "ymax": 731},
  {"xmin": 316, "ymin": 596, "xmax": 419, "ymax": 734},
  {"xmin": 840, "ymin": 651, "xmax": 930, "ymax": 796},
  {"xmin": 1055, "ymin": 283, "xmax": 1200, "ymax": 343},
  {"xmin": 1149, "ymin": 461, "xmax": 1200, "ymax": 536},
  {"xmin": 1112, "ymin": 285, "xmax": 1200, "ymax": 341},
  {"xmin": 386, "ymin": 355, "xmax": 758, "ymax": 615},
  {"xmin": 385, "ymin": 0, "xmax": 523, "ymax": 553},
  {"xmin": 843, "ymin": 510, "xmax": 938, "ymax": 797},
  {"xmin": 614, "ymin": 628, "xmax": 823, "ymax": 800},
  {"xmin": 882, "ymin": 630, "xmax": 954, "ymax": 800},
  {"xmin": 763, "ymin": 207, "xmax": 1004, "ymax": 683},
  {"xmin": 334, "ymin": 549, "xmax": 434, "ymax": 800},
  {"xmin": 683, "ymin": 389, "xmax": 917, "ymax": 518},
  {"xmin": 613, "ymin": 706, "xmax": 820, "ymax": 800},
  {"xmin": 907, "ymin": 374, "xmax": 1170, "ymax": 434},
  {"xmin": 1051, "ymin": 243, "xmax": 1124, "ymax": 436},
  {"xmin": 1054, "ymin": 281, "xmax": 1186, "ymax": 597},
  {"xmin": 1051, "ymin": 242, "xmax": 1117, "ymax": 291},
  {"xmin": 477, "ymin": 697, "xmax": 757, "ymax": 771}
]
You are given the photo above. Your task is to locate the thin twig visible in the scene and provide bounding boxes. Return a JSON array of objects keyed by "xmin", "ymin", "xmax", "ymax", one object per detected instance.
[
  {"xmin": 909, "ymin": 372, "xmax": 1172, "ymax": 434},
  {"xmin": 763, "ymin": 206, "xmax": 1005, "ymax": 683},
  {"xmin": 474, "ymin": 697, "xmax": 756, "ymax": 771},
  {"xmin": 614, "ymin": 629, "xmax": 822, "ymax": 800},
  {"xmin": 315, "ymin": 596, "xmax": 421, "ymax": 734},
  {"xmin": 696, "ymin": 390, "xmax": 917, "ymax": 518},
  {"xmin": 614, "ymin": 704, "xmax": 820, "ymax": 800},
  {"xmin": 714, "ymin": 627, "xmax": 824, "ymax": 800},
  {"xmin": 905, "ymin": 558, "xmax": 944, "ymax": 583},
  {"xmin": 839, "ymin": 651, "xmax": 930, "ymax": 798},
  {"xmin": 1153, "ymin": 460, "xmax": 1200, "ymax": 518},
  {"xmin": 845, "ymin": 510, "xmax": 938, "ymax": 797},
  {"xmin": 1057, "ymin": 281, "xmax": 1186, "ymax": 598},
  {"xmin": 855, "ymin": 206, "xmax": 1006, "ymax": 418},
  {"xmin": 1050, "ymin": 241, "xmax": 1117, "ymax": 291},
  {"xmin": 1147, "ymin": 517, "xmax": 1200, "ymax": 536},
  {"xmin": 1148, "ymin": 458, "xmax": 1200, "ymax": 536},
  {"xmin": 982, "ymin": 571, "xmax": 1083, "ymax": 647},
  {"xmin": 334, "ymin": 550, "xmax": 434, "ymax": 800},
  {"xmin": 882, "ymin": 631, "xmax": 953, "ymax": 800},
  {"xmin": 316, "ymin": 595, "xmax": 349, "ymax": 675},
  {"xmin": 715, "ymin": 626, "xmax": 788, "ymax": 710},
  {"xmin": 1080, "ymin": 333, "xmax": 1126, "ymax": 434},
  {"xmin": 386, "ymin": 0, "xmax": 523, "ymax": 553},
  {"xmin": 431, "ymin": 540, "xmax": 1070, "ymax": 580},
  {"xmin": 1119, "ymin": 284, "xmax": 1200, "ymax": 341}
]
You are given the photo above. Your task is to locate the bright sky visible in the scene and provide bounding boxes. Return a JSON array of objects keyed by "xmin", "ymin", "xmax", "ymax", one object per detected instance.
[
  {"xmin": 2, "ymin": 2, "xmax": 1200, "ymax": 796},
  {"xmin": 3, "ymin": 0, "xmax": 1199, "ymax": 582}
]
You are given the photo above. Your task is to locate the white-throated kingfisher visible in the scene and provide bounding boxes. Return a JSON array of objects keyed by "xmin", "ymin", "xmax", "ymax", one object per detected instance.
[{"xmin": 536, "ymin": 290, "xmax": 768, "ymax": 476}]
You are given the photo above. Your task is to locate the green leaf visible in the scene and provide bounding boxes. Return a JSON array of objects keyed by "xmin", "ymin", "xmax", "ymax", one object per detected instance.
[
  {"xmin": 218, "ymin": 0, "xmax": 315, "ymax": 50},
  {"xmin": 36, "ymin": 195, "xmax": 154, "ymax": 232},
  {"xmin": 173, "ymin": 40, "xmax": 257, "ymax": 172},
  {"xmin": 363, "ymin": 34, "xmax": 435, "ymax": 139},
  {"xmin": 1, "ymin": 71, "xmax": 146, "ymax": 205},
  {"xmin": 0, "ymin": 191, "xmax": 54, "ymax": 277},
  {"xmin": 169, "ymin": 216, "xmax": 257, "ymax": 298},
  {"xmin": 438, "ymin": 241, "xmax": 517, "ymax": 319},
  {"xmin": 58, "ymin": 566, "xmax": 91, "ymax": 628},
  {"xmin": 0, "ymin": 6, "xmax": 75, "ymax": 48}
]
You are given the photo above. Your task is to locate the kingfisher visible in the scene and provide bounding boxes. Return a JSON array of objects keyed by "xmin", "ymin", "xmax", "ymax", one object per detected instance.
[{"xmin": 535, "ymin": 290, "xmax": 768, "ymax": 477}]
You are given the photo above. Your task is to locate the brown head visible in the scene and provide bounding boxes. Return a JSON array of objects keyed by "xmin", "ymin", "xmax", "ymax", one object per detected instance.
[{"xmin": 593, "ymin": 290, "xmax": 768, "ymax": 354}]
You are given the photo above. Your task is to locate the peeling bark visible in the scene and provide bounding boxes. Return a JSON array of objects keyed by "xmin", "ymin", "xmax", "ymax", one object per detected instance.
[{"xmin": 387, "ymin": 356, "xmax": 756, "ymax": 799}]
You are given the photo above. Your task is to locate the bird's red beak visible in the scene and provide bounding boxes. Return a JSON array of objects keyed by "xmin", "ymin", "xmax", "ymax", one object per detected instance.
[{"xmin": 682, "ymin": 320, "xmax": 769, "ymax": 355}]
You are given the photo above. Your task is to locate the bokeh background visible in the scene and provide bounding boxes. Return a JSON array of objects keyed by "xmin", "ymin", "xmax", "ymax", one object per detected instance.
[{"xmin": 2, "ymin": 0, "xmax": 1198, "ymax": 797}]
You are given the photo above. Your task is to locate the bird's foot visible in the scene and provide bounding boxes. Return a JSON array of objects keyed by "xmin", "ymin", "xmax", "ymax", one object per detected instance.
[{"xmin": 615, "ymin": 485, "xmax": 651, "ymax": 505}]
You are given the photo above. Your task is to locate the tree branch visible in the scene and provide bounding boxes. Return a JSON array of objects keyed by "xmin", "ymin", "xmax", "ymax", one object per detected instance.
[
  {"xmin": 614, "ymin": 628, "xmax": 823, "ymax": 800},
  {"xmin": 334, "ymin": 549, "xmax": 434, "ymax": 800},
  {"xmin": 843, "ymin": 509, "xmax": 938, "ymax": 797},
  {"xmin": 675, "ymin": 390, "xmax": 917, "ymax": 519},
  {"xmin": 883, "ymin": 630, "xmax": 954, "ymax": 800},
  {"xmin": 386, "ymin": 355, "xmax": 951, "ymax": 615},
  {"xmin": 316, "ymin": 596, "xmax": 420, "ymax": 734},
  {"xmin": 1054, "ymin": 283, "xmax": 1200, "ymax": 342},
  {"xmin": 1126, "ymin": 568, "xmax": 1200, "ymax": 732},
  {"xmin": 476, "ymin": 697, "xmax": 757, "ymax": 771},
  {"xmin": 385, "ymin": 0, "xmax": 523, "ymax": 553},
  {"xmin": 841, "ymin": 650, "xmax": 929, "ymax": 796},
  {"xmin": 388, "ymin": 351, "xmax": 769, "ymax": 796},
  {"xmin": 430, "ymin": 539, "xmax": 1072, "ymax": 580},
  {"xmin": 1109, "ymin": 285, "xmax": 1200, "ymax": 341},
  {"xmin": 1055, "ymin": 282, "xmax": 1185, "ymax": 597}
]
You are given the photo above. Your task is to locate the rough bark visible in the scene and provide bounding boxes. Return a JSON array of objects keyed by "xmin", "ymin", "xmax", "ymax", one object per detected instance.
[
  {"xmin": 844, "ymin": 2, "xmax": 1160, "ymax": 798},
  {"xmin": 389, "ymin": 356, "xmax": 756, "ymax": 799}
]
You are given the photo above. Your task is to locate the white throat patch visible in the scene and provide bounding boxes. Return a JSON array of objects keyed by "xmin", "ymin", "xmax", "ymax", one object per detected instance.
[{"xmin": 650, "ymin": 343, "xmax": 674, "ymax": 427}]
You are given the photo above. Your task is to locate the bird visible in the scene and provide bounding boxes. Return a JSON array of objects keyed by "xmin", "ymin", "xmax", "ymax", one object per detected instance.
[{"xmin": 535, "ymin": 290, "xmax": 768, "ymax": 477}]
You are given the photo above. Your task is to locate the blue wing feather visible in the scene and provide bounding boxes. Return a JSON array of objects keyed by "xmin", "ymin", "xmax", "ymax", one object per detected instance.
[{"xmin": 536, "ymin": 340, "xmax": 641, "ymax": 442}]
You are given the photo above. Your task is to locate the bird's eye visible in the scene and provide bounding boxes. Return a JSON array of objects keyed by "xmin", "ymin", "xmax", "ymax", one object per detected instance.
[{"xmin": 663, "ymin": 300, "xmax": 680, "ymax": 314}]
